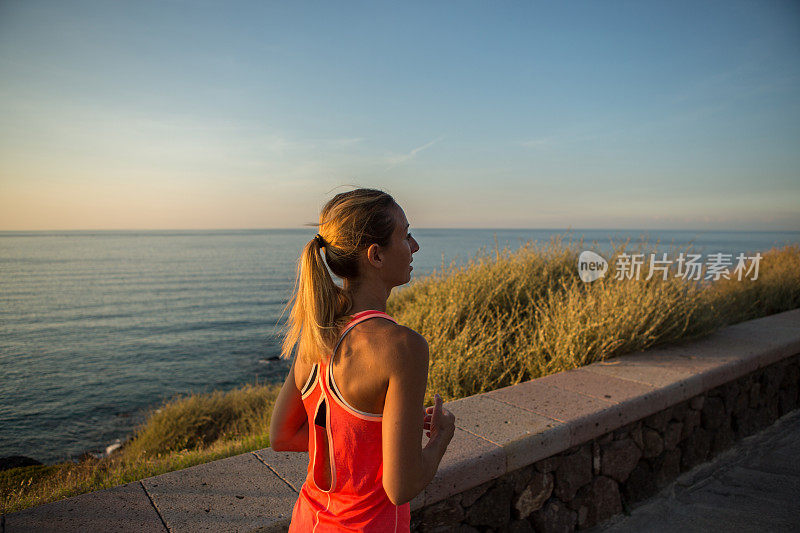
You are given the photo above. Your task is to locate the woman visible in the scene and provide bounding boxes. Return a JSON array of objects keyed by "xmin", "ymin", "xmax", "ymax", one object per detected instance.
[{"xmin": 269, "ymin": 188, "xmax": 456, "ymax": 532}]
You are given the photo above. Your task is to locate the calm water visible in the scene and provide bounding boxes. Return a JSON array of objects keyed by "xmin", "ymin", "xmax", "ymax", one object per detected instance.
[{"xmin": 1, "ymin": 228, "xmax": 798, "ymax": 464}]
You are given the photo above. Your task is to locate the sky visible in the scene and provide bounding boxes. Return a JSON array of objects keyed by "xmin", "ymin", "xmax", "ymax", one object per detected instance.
[{"xmin": 0, "ymin": 0, "xmax": 798, "ymax": 231}]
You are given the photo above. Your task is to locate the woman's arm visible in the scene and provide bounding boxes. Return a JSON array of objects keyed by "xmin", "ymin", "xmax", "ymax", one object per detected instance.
[
  {"xmin": 269, "ymin": 356, "xmax": 310, "ymax": 452},
  {"xmin": 381, "ymin": 327, "xmax": 454, "ymax": 505}
]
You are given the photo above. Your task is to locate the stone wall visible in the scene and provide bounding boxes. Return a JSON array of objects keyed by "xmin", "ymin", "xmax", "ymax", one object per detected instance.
[{"xmin": 410, "ymin": 352, "xmax": 800, "ymax": 532}]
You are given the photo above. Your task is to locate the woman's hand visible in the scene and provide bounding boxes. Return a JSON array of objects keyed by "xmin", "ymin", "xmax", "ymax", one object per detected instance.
[{"xmin": 423, "ymin": 393, "xmax": 455, "ymax": 449}]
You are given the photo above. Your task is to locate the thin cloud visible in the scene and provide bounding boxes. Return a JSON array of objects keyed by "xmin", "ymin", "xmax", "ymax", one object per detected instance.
[{"xmin": 383, "ymin": 136, "xmax": 444, "ymax": 169}]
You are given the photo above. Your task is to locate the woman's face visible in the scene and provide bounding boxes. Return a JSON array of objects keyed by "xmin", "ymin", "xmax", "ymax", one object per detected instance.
[{"xmin": 380, "ymin": 204, "xmax": 420, "ymax": 287}]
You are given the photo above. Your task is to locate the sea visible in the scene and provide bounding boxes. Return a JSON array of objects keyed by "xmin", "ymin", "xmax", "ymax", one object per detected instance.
[{"xmin": 1, "ymin": 228, "xmax": 798, "ymax": 465}]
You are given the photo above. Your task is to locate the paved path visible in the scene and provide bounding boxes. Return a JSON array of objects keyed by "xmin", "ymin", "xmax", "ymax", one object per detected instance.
[{"xmin": 590, "ymin": 408, "xmax": 800, "ymax": 532}]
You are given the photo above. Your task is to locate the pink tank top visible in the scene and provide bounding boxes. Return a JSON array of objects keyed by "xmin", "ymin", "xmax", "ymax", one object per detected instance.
[{"xmin": 288, "ymin": 310, "xmax": 411, "ymax": 532}]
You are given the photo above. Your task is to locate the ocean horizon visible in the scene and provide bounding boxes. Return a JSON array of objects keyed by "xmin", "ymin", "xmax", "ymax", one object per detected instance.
[{"xmin": 2, "ymin": 228, "xmax": 798, "ymax": 465}]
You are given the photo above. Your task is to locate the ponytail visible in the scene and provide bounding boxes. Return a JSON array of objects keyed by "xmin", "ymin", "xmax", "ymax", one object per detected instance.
[
  {"xmin": 279, "ymin": 188, "xmax": 397, "ymax": 364},
  {"xmin": 280, "ymin": 236, "xmax": 352, "ymax": 364}
]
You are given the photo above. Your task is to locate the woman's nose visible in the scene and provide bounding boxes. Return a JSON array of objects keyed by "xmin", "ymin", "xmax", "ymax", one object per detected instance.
[{"xmin": 411, "ymin": 237, "xmax": 420, "ymax": 253}]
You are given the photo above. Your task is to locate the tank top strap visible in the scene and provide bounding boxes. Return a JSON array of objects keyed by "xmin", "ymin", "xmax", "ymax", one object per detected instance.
[{"xmin": 334, "ymin": 310, "xmax": 397, "ymax": 354}]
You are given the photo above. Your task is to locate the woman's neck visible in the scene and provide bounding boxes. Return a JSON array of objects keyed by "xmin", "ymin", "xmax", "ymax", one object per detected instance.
[{"xmin": 343, "ymin": 277, "xmax": 390, "ymax": 314}]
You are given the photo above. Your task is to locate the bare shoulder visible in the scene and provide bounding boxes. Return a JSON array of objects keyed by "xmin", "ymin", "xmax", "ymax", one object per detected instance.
[
  {"xmin": 292, "ymin": 352, "xmax": 314, "ymax": 390},
  {"xmin": 370, "ymin": 321, "xmax": 429, "ymax": 371}
]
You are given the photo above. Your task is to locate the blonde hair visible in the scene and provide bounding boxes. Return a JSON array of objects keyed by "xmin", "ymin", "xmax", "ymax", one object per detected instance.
[{"xmin": 280, "ymin": 188, "xmax": 398, "ymax": 364}]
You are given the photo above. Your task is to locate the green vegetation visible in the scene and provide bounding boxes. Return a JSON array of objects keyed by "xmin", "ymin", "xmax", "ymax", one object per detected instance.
[{"xmin": 3, "ymin": 234, "xmax": 799, "ymax": 514}]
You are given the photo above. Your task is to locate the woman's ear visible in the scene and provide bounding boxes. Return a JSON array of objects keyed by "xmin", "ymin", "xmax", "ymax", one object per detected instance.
[{"xmin": 365, "ymin": 243, "xmax": 383, "ymax": 269}]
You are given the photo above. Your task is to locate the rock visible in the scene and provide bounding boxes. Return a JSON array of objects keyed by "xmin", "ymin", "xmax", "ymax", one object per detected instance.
[
  {"xmin": 535, "ymin": 455, "xmax": 561, "ymax": 474},
  {"xmin": 420, "ymin": 497, "xmax": 464, "ymax": 532},
  {"xmin": 682, "ymin": 408, "xmax": 701, "ymax": 439},
  {"xmin": 681, "ymin": 427, "xmax": 711, "ymax": 469},
  {"xmin": 663, "ymin": 421, "xmax": 683, "ymax": 451},
  {"xmin": 711, "ymin": 420, "xmax": 735, "ymax": 455},
  {"xmin": 644, "ymin": 409, "xmax": 671, "ymax": 433},
  {"xmin": 779, "ymin": 386, "xmax": 798, "ymax": 415},
  {"xmin": 642, "ymin": 428, "xmax": 664, "ymax": 458},
  {"xmin": 569, "ymin": 476, "xmax": 622, "ymax": 529},
  {"xmin": 733, "ymin": 407, "xmax": 758, "ymax": 438},
  {"xmin": 623, "ymin": 461, "xmax": 657, "ymax": 504},
  {"xmin": 514, "ymin": 472, "xmax": 553, "ymax": 519},
  {"xmin": 733, "ymin": 391, "xmax": 749, "ymax": 416},
  {"xmin": 460, "ymin": 480, "xmax": 492, "ymax": 507},
  {"xmin": 690, "ymin": 395, "xmax": 705, "ymax": 411},
  {"xmin": 466, "ymin": 481, "xmax": 513, "ymax": 528},
  {"xmin": 749, "ymin": 382, "xmax": 761, "ymax": 408},
  {"xmin": 554, "ymin": 444, "xmax": 592, "ymax": 501},
  {"xmin": 721, "ymin": 382, "xmax": 740, "ymax": 413},
  {"xmin": 592, "ymin": 441, "xmax": 601, "ymax": 475},
  {"xmin": 629, "ymin": 422, "xmax": 644, "ymax": 450},
  {"xmin": 0, "ymin": 455, "xmax": 43, "ymax": 471},
  {"xmin": 653, "ymin": 448, "xmax": 681, "ymax": 488},
  {"xmin": 531, "ymin": 500, "xmax": 577, "ymax": 533},
  {"xmin": 763, "ymin": 364, "xmax": 783, "ymax": 395},
  {"xmin": 671, "ymin": 400, "xmax": 690, "ymax": 422},
  {"xmin": 508, "ymin": 519, "xmax": 535, "ymax": 533},
  {"xmin": 601, "ymin": 438, "xmax": 641, "ymax": 483},
  {"xmin": 701, "ymin": 396, "xmax": 726, "ymax": 430},
  {"xmin": 507, "ymin": 464, "xmax": 534, "ymax": 495}
]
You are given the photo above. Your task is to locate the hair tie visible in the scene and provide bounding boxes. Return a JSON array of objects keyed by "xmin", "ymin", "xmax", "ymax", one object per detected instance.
[{"xmin": 314, "ymin": 234, "xmax": 324, "ymax": 247}]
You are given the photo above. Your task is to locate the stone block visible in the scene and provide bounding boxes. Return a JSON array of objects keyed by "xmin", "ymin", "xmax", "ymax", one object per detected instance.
[
  {"xmin": 680, "ymin": 427, "xmax": 711, "ymax": 470},
  {"xmin": 251, "ymin": 448, "xmax": 307, "ymax": 493},
  {"xmin": 534, "ymin": 455, "xmax": 561, "ymax": 474},
  {"xmin": 642, "ymin": 428, "xmax": 664, "ymax": 458},
  {"xmin": 459, "ymin": 479, "xmax": 492, "ymax": 508},
  {"xmin": 733, "ymin": 407, "xmax": 758, "ymax": 438},
  {"xmin": 505, "ymin": 464, "xmax": 534, "ymax": 495},
  {"xmin": 664, "ymin": 421, "xmax": 684, "ymax": 450},
  {"xmin": 670, "ymin": 400, "xmax": 690, "ymax": 422},
  {"xmin": 4, "ymin": 481, "xmax": 167, "ymax": 533},
  {"xmin": 711, "ymin": 421, "xmax": 735, "ymax": 455},
  {"xmin": 508, "ymin": 519, "xmax": 535, "ymax": 532},
  {"xmin": 447, "ymin": 393, "xmax": 570, "ymax": 472},
  {"xmin": 535, "ymin": 366, "xmax": 655, "ymax": 404},
  {"xmin": 514, "ymin": 471, "xmax": 553, "ymax": 519},
  {"xmin": 486, "ymin": 380, "xmax": 620, "ymax": 450},
  {"xmin": 141, "ymin": 452, "xmax": 296, "ymax": 532},
  {"xmin": 643, "ymin": 408, "xmax": 671, "ymax": 433},
  {"xmin": 733, "ymin": 391, "xmax": 749, "ymax": 416},
  {"xmin": 701, "ymin": 396, "xmax": 726, "ymax": 430},
  {"xmin": 568, "ymin": 476, "xmax": 622, "ymax": 530},
  {"xmin": 779, "ymin": 386, "xmax": 798, "ymax": 415},
  {"xmin": 423, "ymin": 427, "xmax": 505, "ymax": 507},
  {"xmin": 419, "ymin": 496, "xmax": 464, "ymax": 532},
  {"xmin": 720, "ymin": 382, "xmax": 740, "ymax": 413},
  {"xmin": 653, "ymin": 448, "xmax": 681, "ymax": 488},
  {"xmin": 582, "ymin": 357, "xmax": 703, "ymax": 395},
  {"xmin": 690, "ymin": 395, "xmax": 705, "ymax": 411},
  {"xmin": 531, "ymin": 500, "xmax": 577, "ymax": 533},
  {"xmin": 466, "ymin": 481, "xmax": 512, "ymax": 528},
  {"xmin": 682, "ymin": 408, "xmax": 701, "ymax": 440},
  {"xmin": 553, "ymin": 443, "xmax": 592, "ymax": 501},
  {"xmin": 622, "ymin": 461, "xmax": 656, "ymax": 504},
  {"xmin": 601, "ymin": 438, "xmax": 641, "ymax": 483}
]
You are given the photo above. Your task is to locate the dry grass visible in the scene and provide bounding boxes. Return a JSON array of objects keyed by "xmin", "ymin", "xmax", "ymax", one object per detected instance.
[
  {"xmin": 4, "ymin": 234, "xmax": 798, "ymax": 513},
  {"xmin": 387, "ymin": 235, "xmax": 799, "ymax": 404},
  {"xmin": 2, "ymin": 382, "xmax": 280, "ymax": 514}
]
